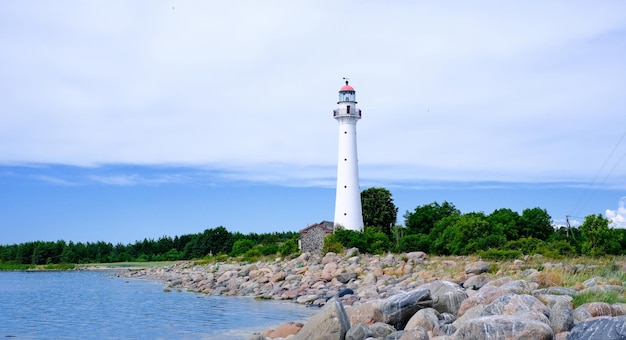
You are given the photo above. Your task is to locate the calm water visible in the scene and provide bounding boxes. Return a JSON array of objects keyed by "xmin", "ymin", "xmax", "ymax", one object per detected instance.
[{"xmin": 0, "ymin": 271, "xmax": 317, "ymax": 339}]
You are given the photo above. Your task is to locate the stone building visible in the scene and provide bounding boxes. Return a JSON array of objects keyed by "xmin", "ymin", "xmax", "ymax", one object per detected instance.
[{"xmin": 299, "ymin": 221, "xmax": 334, "ymax": 254}]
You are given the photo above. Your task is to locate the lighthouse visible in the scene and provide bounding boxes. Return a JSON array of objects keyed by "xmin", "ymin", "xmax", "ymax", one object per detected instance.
[{"xmin": 333, "ymin": 79, "xmax": 364, "ymax": 231}]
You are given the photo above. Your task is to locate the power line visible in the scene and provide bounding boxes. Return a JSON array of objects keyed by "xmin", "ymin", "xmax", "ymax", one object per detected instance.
[{"xmin": 572, "ymin": 129, "xmax": 626, "ymax": 217}]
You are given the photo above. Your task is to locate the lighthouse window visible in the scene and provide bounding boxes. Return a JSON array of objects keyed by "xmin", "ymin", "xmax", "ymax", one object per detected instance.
[
  {"xmin": 344, "ymin": 158, "xmax": 347, "ymax": 161},
  {"xmin": 346, "ymin": 105, "xmax": 350, "ymax": 114},
  {"xmin": 344, "ymin": 131, "xmax": 347, "ymax": 134},
  {"xmin": 344, "ymin": 213, "xmax": 347, "ymax": 216},
  {"xmin": 344, "ymin": 185, "xmax": 347, "ymax": 188}
]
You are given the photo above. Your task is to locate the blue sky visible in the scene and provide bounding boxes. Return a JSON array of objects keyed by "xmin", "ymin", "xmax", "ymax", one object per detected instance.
[{"xmin": 1, "ymin": 1, "xmax": 625, "ymax": 245}]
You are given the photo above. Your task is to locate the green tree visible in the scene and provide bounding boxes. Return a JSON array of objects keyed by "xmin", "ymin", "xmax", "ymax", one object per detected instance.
[
  {"xmin": 361, "ymin": 187, "xmax": 398, "ymax": 238},
  {"xmin": 579, "ymin": 214, "xmax": 621, "ymax": 256},
  {"xmin": 487, "ymin": 208, "xmax": 520, "ymax": 241},
  {"xmin": 230, "ymin": 239, "xmax": 256, "ymax": 257},
  {"xmin": 431, "ymin": 213, "xmax": 505, "ymax": 255},
  {"xmin": 518, "ymin": 208, "xmax": 553, "ymax": 240},
  {"xmin": 397, "ymin": 234, "xmax": 430, "ymax": 253},
  {"xmin": 405, "ymin": 201, "xmax": 460, "ymax": 235}
]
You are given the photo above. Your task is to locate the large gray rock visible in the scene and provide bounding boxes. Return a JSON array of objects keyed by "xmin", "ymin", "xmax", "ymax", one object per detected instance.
[
  {"xmin": 573, "ymin": 302, "xmax": 613, "ymax": 323},
  {"xmin": 419, "ymin": 280, "xmax": 468, "ymax": 315},
  {"xmin": 481, "ymin": 293, "xmax": 550, "ymax": 319},
  {"xmin": 406, "ymin": 251, "xmax": 428, "ymax": 261},
  {"xmin": 579, "ymin": 285, "xmax": 625, "ymax": 294},
  {"xmin": 345, "ymin": 323, "xmax": 373, "ymax": 340},
  {"xmin": 369, "ymin": 322, "xmax": 396, "ymax": 338},
  {"xmin": 458, "ymin": 285, "xmax": 507, "ymax": 317},
  {"xmin": 380, "ymin": 289, "xmax": 433, "ymax": 330},
  {"xmin": 455, "ymin": 315, "xmax": 554, "ymax": 340},
  {"xmin": 345, "ymin": 301, "xmax": 383, "ymax": 326},
  {"xmin": 533, "ymin": 286, "xmax": 579, "ymax": 297},
  {"xmin": 336, "ymin": 272, "xmax": 358, "ymax": 284},
  {"xmin": 465, "ymin": 261, "xmax": 490, "ymax": 275},
  {"xmin": 500, "ymin": 279, "xmax": 533, "ymax": 295},
  {"xmin": 386, "ymin": 328, "xmax": 429, "ymax": 340},
  {"xmin": 463, "ymin": 273, "xmax": 494, "ymax": 290},
  {"xmin": 404, "ymin": 307, "xmax": 440, "ymax": 332},
  {"xmin": 568, "ymin": 315, "xmax": 626, "ymax": 340},
  {"xmin": 453, "ymin": 304, "xmax": 486, "ymax": 331},
  {"xmin": 295, "ymin": 298, "xmax": 350, "ymax": 340},
  {"xmin": 545, "ymin": 298, "xmax": 574, "ymax": 333},
  {"xmin": 611, "ymin": 303, "xmax": 626, "ymax": 316}
]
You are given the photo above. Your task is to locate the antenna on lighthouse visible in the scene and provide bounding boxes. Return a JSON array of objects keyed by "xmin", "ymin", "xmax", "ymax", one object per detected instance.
[{"xmin": 343, "ymin": 77, "xmax": 350, "ymax": 85}]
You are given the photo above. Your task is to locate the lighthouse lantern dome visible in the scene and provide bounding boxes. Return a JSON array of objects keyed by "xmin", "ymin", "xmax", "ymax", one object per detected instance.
[{"xmin": 338, "ymin": 81, "xmax": 356, "ymax": 103}]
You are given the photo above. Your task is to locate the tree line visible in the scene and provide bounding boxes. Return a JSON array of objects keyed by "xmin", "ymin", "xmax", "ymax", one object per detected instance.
[
  {"xmin": 345, "ymin": 188, "xmax": 625, "ymax": 258},
  {"xmin": 0, "ymin": 227, "xmax": 299, "ymax": 266},
  {"xmin": 1, "ymin": 187, "xmax": 624, "ymax": 266}
]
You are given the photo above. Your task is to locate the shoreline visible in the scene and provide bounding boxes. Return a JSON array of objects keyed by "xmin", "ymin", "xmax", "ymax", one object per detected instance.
[{"xmin": 115, "ymin": 250, "xmax": 626, "ymax": 339}]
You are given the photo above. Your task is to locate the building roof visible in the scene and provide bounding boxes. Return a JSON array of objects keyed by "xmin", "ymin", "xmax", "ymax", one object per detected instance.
[
  {"xmin": 339, "ymin": 81, "xmax": 354, "ymax": 92},
  {"xmin": 299, "ymin": 220, "xmax": 334, "ymax": 234}
]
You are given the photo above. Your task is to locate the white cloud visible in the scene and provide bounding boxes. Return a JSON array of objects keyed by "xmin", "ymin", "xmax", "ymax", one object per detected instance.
[
  {"xmin": 606, "ymin": 197, "xmax": 626, "ymax": 228},
  {"xmin": 1, "ymin": 1, "xmax": 625, "ymax": 187}
]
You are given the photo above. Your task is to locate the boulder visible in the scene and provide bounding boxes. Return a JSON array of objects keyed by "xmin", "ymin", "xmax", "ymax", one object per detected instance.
[
  {"xmin": 579, "ymin": 285, "xmax": 625, "ymax": 294},
  {"xmin": 452, "ymin": 304, "xmax": 486, "ymax": 331},
  {"xmin": 419, "ymin": 280, "xmax": 467, "ymax": 315},
  {"xmin": 380, "ymin": 289, "xmax": 433, "ymax": 330},
  {"xmin": 465, "ymin": 261, "xmax": 490, "ymax": 275},
  {"xmin": 295, "ymin": 298, "xmax": 350, "ymax": 340},
  {"xmin": 404, "ymin": 307, "xmax": 440, "ymax": 332},
  {"xmin": 345, "ymin": 301, "xmax": 383, "ymax": 326},
  {"xmin": 336, "ymin": 272, "xmax": 358, "ymax": 284},
  {"xmin": 387, "ymin": 328, "xmax": 429, "ymax": 340},
  {"xmin": 533, "ymin": 286, "xmax": 579, "ymax": 297},
  {"xmin": 345, "ymin": 247, "xmax": 360, "ymax": 257},
  {"xmin": 455, "ymin": 315, "xmax": 554, "ymax": 340},
  {"xmin": 406, "ymin": 251, "xmax": 428, "ymax": 261},
  {"xmin": 362, "ymin": 272, "xmax": 377, "ymax": 285},
  {"xmin": 612, "ymin": 303, "xmax": 626, "ymax": 316},
  {"xmin": 500, "ymin": 280, "xmax": 533, "ymax": 295},
  {"xmin": 263, "ymin": 321, "xmax": 303, "ymax": 338},
  {"xmin": 345, "ymin": 323, "xmax": 372, "ymax": 340},
  {"xmin": 463, "ymin": 273, "xmax": 493, "ymax": 290},
  {"xmin": 547, "ymin": 299, "xmax": 574, "ymax": 333},
  {"xmin": 457, "ymin": 285, "xmax": 507, "ymax": 317},
  {"xmin": 514, "ymin": 310, "xmax": 550, "ymax": 324},
  {"xmin": 338, "ymin": 288, "xmax": 355, "ymax": 297},
  {"xmin": 568, "ymin": 315, "xmax": 626, "ymax": 340},
  {"xmin": 573, "ymin": 302, "xmax": 613, "ymax": 323},
  {"xmin": 268, "ymin": 272, "xmax": 286, "ymax": 283},
  {"xmin": 481, "ymin": 293, "xmax": 550, "ymax": 319},
  {"xmin": 369, "ymin": 322, "xmax": 396, "ymax": 338}
]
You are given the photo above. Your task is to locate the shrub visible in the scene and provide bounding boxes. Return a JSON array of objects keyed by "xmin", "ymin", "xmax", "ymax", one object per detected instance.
[
  {"xmin": 242, "ymin": 248, "xmax": 262, "ymax": 262},
  {"xmin": 478, "ymin": 249, "xmax": 522, "ymax": 260},
  {"xmin": 279, "ymin": 239, "xmax": 299, "ymax": 257},
  {"xmin": 258, "ymin": 244, "xmax": 279, "ymax": 256},
  {"xmin": 397, "ymin": 234, "xmax": 430, "ymax": 253},
  {"xmin": 230, "ymin": 239, "xmax": 256, "ymax": 257},
  {"xmin": 322, "ymin": 234, "xmax": 344, "ymax": 254}
]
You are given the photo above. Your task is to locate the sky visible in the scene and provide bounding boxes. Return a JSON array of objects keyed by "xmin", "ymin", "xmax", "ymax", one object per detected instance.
[{"xmin": 1, "ymin": 1, "xmax": 625, "ymax": 245}]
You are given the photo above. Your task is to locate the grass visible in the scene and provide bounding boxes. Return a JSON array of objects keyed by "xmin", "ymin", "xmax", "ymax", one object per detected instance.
[
  {"xmin": 0, "ymin": 263, "xmax": 35, "ymax": 271},
  {"xmin": 573, "ymin": 290, "xmax": 626, "ymax": 308},
  {"xmin": 76, "ymin": 261, "xmax": 178, "ymax": 270}
]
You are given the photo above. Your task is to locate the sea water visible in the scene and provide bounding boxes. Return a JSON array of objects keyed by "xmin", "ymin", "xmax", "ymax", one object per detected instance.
[{"xmin": 0, "ymin": 270, "xmax": 317, "ymax": 339}]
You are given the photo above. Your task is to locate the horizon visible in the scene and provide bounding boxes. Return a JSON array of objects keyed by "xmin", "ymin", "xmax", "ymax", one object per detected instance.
[{"xmin": 1, "ymin": 1, "xmax": 625, "ymax": 245}]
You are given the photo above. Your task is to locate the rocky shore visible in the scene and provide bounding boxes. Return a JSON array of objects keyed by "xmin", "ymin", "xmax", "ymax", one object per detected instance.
[{"xmin": 115, "ymin": 250, "xmax": 626, "ymax": 339}]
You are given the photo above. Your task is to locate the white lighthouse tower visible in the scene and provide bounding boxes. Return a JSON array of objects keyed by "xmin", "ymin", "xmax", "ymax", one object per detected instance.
[{"xmin": 333, "ymin": 79, "xmax": 364, "ymax": 231}]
